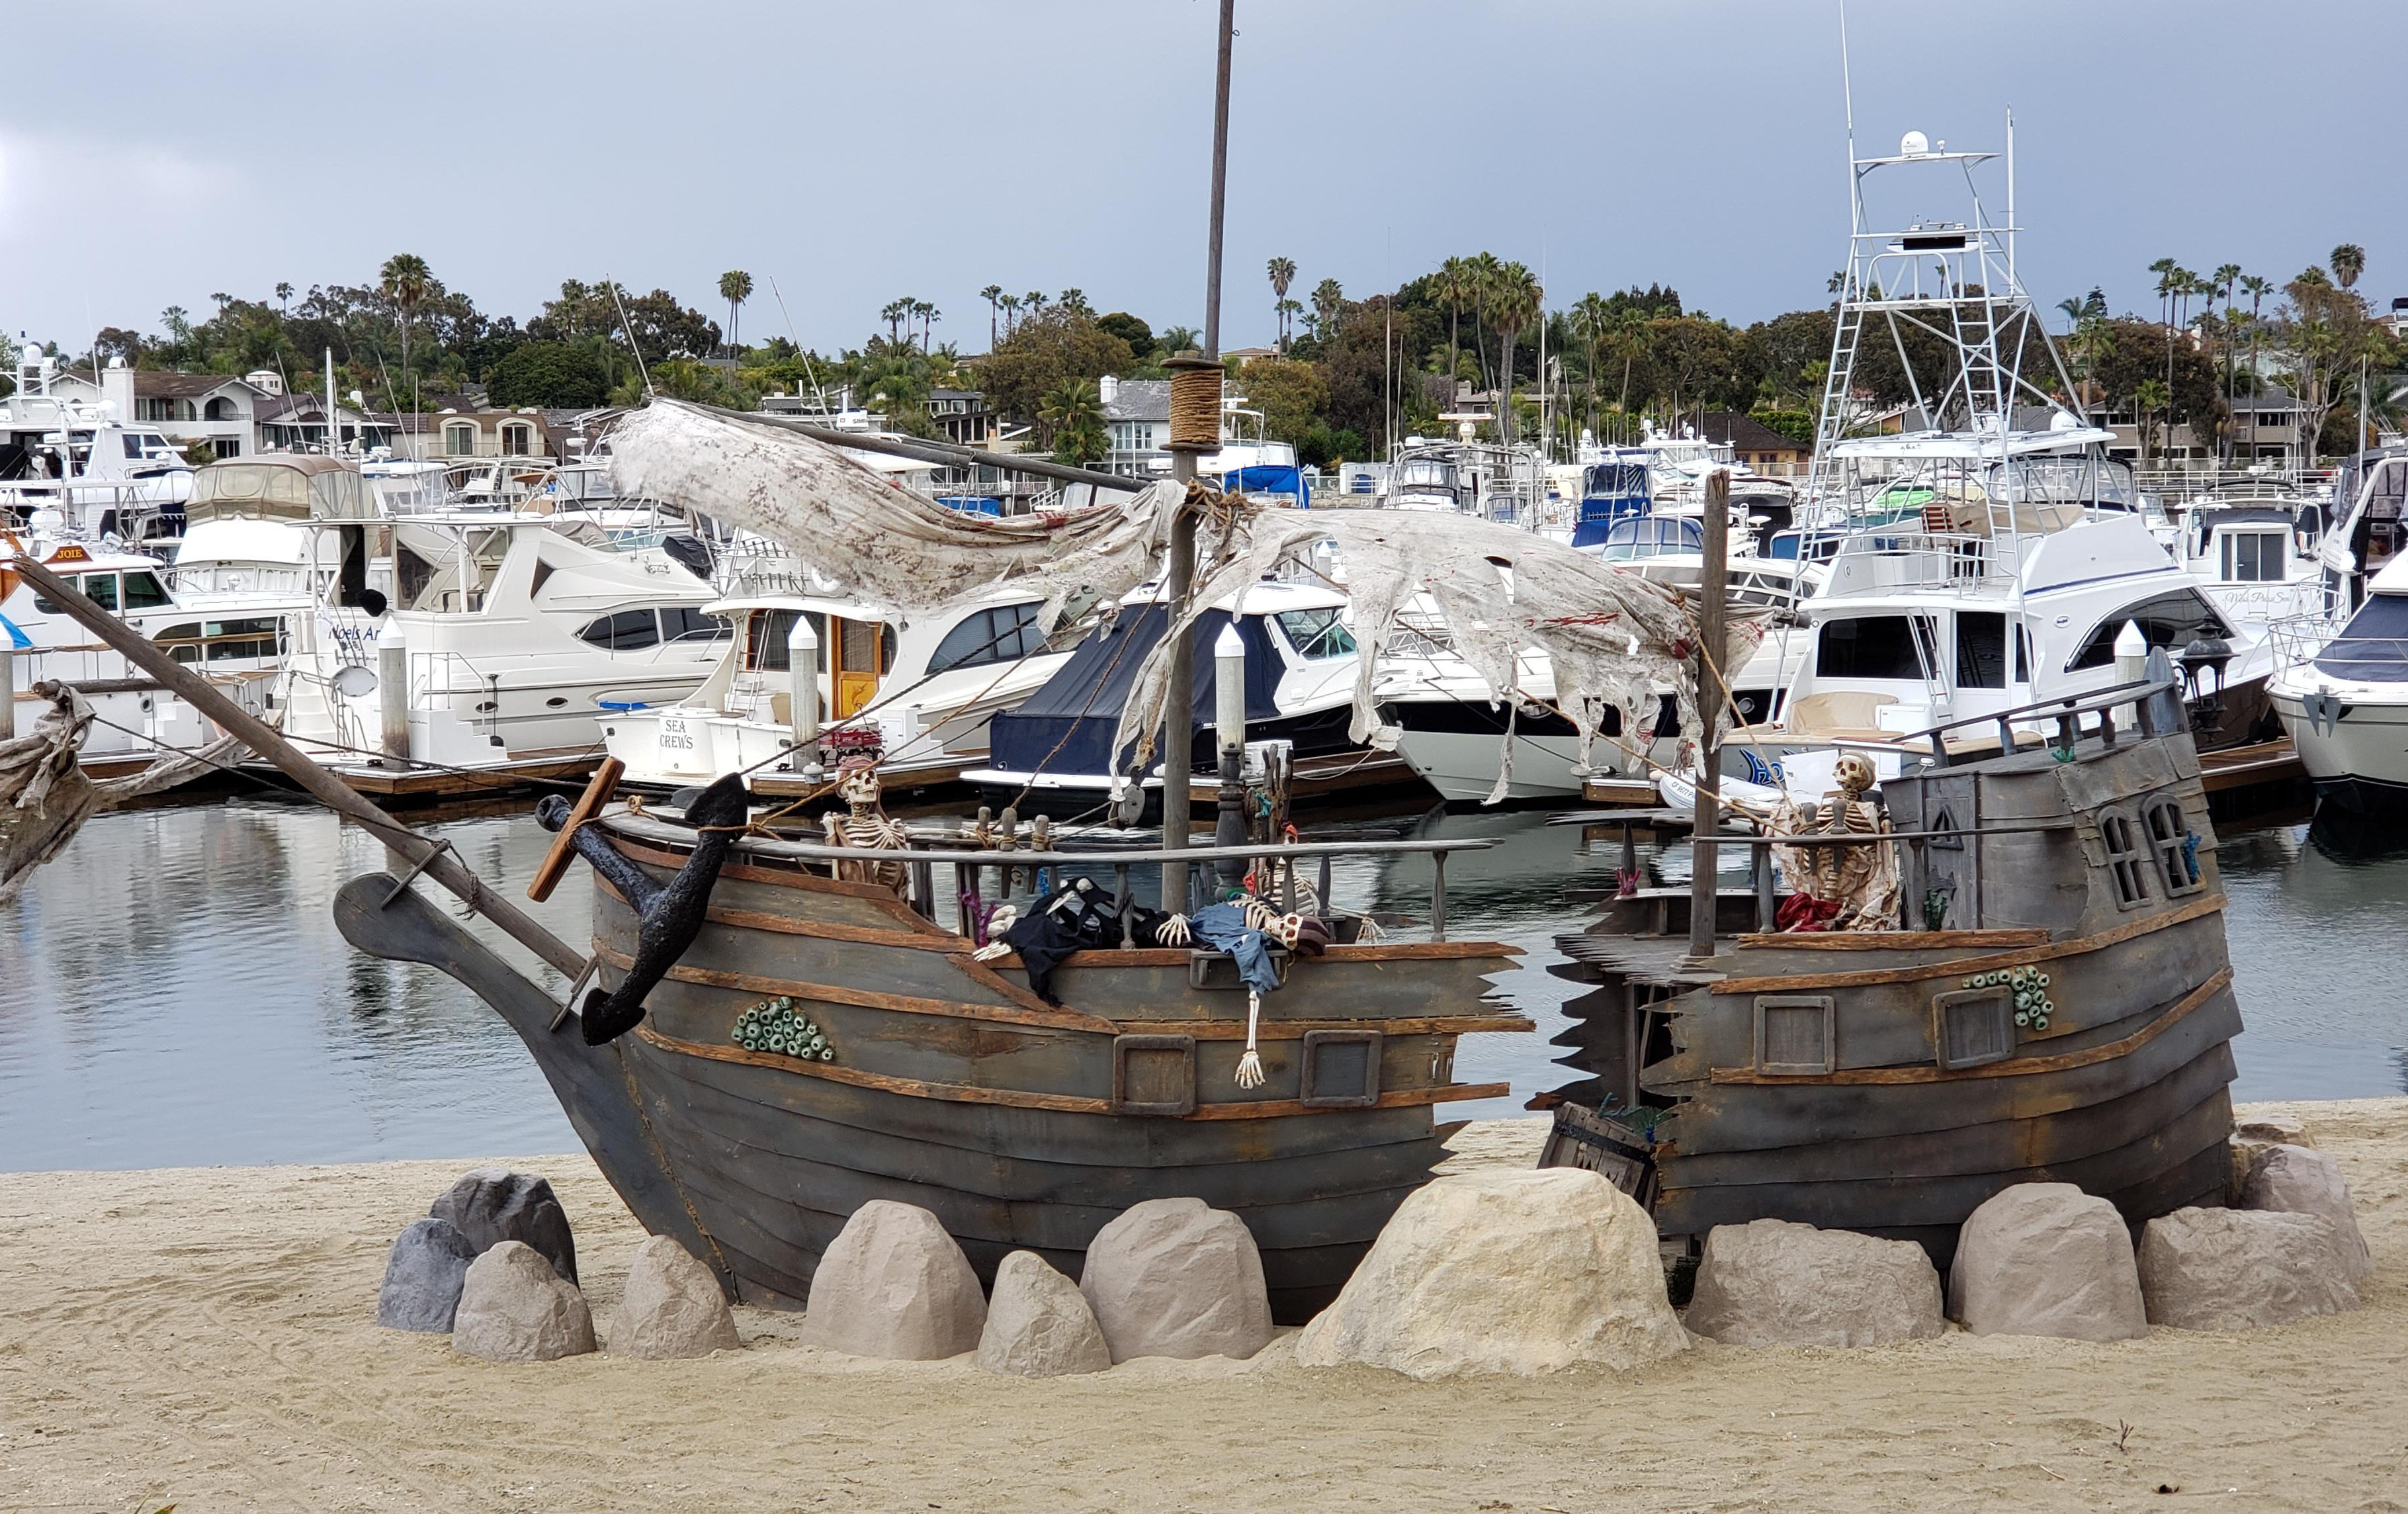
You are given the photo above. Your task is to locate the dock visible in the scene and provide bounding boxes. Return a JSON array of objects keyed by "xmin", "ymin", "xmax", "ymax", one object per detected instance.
[{"xmin": 242, "ymin": 748, "xmax": 607, "ymax": 804}]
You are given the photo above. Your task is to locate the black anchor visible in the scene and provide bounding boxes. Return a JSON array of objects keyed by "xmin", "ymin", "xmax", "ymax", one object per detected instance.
[{"xmin": 535, "ymin": 771, "xmax": 751, "ymax": 1046}]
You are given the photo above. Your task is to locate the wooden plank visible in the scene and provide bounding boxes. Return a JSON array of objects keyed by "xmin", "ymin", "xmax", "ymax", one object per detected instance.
[
  {"xmin": 599, "ymin": 942, "xmax": 1122, "ymax": 1032},
  {"xmin": 1655, "ymin": 1082, "xmax": 2235, "ymax": 1235},
  {"xmin": 1733, "ymin": 927, "xmax": 2052, "ymax": 951},
  {"xmin": 1651, "ymin": 985, "xmax": 2241, "ymax": 1155},
  {"xmin": 1705, "ymin": 968, "xmax": 2228, "ymax": 1085},
  {"xmin": 1707, "ymin": 893, "xmax": 2225, "ymax": 993},
  {"xmin": 527, "ymin": 758, "xmax": 624, "ymax": 903},
  {"xmin": 637, "ymin": 1023, "xmax": 1506, "ymax": 1120}
]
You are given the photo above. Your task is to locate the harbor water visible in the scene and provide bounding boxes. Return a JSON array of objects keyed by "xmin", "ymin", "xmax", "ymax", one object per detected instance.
[{"xmin": 3, "ymin": 794, "xmax": 2401, "ymax": 1172}]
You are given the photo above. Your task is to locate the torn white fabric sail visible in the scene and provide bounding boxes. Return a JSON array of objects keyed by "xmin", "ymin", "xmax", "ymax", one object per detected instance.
[
  {"xmin": 605, "ymin": 399, "xmax": 1755, "ymax": 804},
  {"xmin": 607, "ymin": 399, "xmax": 1182, "ymax": 630},
  {"xmin": 2, "ymin": 686, "xmax": 246, "ymax": 903}
]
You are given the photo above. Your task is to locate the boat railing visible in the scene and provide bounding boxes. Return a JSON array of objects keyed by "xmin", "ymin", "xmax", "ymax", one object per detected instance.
[
  {"xmin": 1818, "ymin": 530, "xmax": 1994, "ymax": 595},
  {"xmin": 2269, "ymin": 617, "xmax": 2408, "ymax": 678},
  {"xmin": 2266, "ymin": 612, "xmax": 2342, "ymax": 669},
  {"xmin": 1901, "ymin": 676, "xmax": 2184, "ymax": 766},
  {"xmin": 639, "ymin": 814, "xmax": 1494, "ymax": 943}
]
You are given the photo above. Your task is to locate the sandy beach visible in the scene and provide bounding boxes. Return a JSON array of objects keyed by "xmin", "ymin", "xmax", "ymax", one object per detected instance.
[{"xmin": 4, "ymin": 1100, "xmax": 2405, "ymax": 1513}]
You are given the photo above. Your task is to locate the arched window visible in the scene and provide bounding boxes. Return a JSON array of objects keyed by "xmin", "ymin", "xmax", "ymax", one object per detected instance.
[
  {"xmin": 2098, "ymin": 806, "xmax": 2151, "ymax": 909},
  {"xmin": 205, "ymin": 396, "xmax": 237, "ymax": 421},
  {"xmin": 500, "ymin": 422, "xmax": 533, "ymax": 457},
  {"xmin": 445, "ymin": 423, "xmax": 478, "ymax": 457},
  {"xmin": 2143, "ymin": 793, "xmax": 2204, "ymax": 895}
]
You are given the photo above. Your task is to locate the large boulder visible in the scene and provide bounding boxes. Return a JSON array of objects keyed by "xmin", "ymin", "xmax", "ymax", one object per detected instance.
[
  {"xmin": 612, "ymin": 1235, "xmax": 740, "ymax": 1360},
  {"xmin": 1948, "ymin": 1183, "xmax": 2147, "ymax": 1341},
  {"xmin": 376, "ymin": 1217, "xmax": 479, "ymax": 1332},
  {"xmin": 451, "ymin": 1241, "xmax": 597, "ymax": 1362},
  {"xmin": 2228, "ymin": 1114, "xmax": 2317, "ymax": 1203},
  {"xmin": 1080, "ymin": 1198, "xmax": 1273, "ymax": 1364},
  {"xmin": 1295, "ymin": 1169, "xmax": 1688, "ymax": 1379},
  {"xmin": 798, "ymin": 1201, "xmax": 984, "ymax": 1360},
  {"xmin": 2138, "ymin": 1207, "xmax": 2364, "ymax": 1330},
  {"xmin": 429, "ymin": 1169, "xmax": 578, "ymax": 1284},
  {"xmin": 976, "ymin": 1251, "xmax": 1111, "ymax": 1378},
  {"xmin": 2241, "ymin": 1145, "xmax": 2372, "ymax": 1280},
  {"xmin": 1684, "ymin": 1218, "xmax": 1945, "ymax": 1347}
]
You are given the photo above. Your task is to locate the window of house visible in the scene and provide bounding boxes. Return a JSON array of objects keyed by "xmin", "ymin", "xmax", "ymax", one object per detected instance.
[
  {"xmin": 578, "ymin": 608, "xmax": 662, "ymax": 651},
  {"xmin": 1275, "ymin": 607, "xmax": 1357, "ymax": 660},
  {"xmin": 2065, "ymin": 591, "xmax": 2233, "ymax": 672},
  {"xmin": 2100, "ymin": 807, "xmax": 2152, "ymax": 909},
  {"xmin": 2220, "ymin": 531, "xmax": 2284, "ymax": 582},
  {"xmin": 2143, "ymin": 794, "xmax": 2203, "ymax": 895},
  {"xmin": 928, "ymin": 602, "xmax": 1044, "ymax": 674},
  {"xmin": 120, "ymin": 570, "xmax": 171, "ymax": 609},
  {"xmin": 445, "ymin": 423, "xmax": 477, "ymax": 457},
  {"xmin": 501, "ymin": 423, "xmax": 533, "ymax": 456},
  {"xmin": 206, "ymin": 397, "xmax": 237, "ymax": 421},
  {"xmin": 1816, "ymin": 614, "xmax": 1936, "ymax": 680}
]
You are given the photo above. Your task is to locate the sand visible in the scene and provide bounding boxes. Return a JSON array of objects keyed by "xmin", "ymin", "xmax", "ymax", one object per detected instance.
[{"xmin": 4, "ymin": 1100, "xmax": 2405, "ymax": 1514}]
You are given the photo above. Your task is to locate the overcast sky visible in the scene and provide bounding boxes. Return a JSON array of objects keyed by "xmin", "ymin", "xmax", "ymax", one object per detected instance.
[{"xmin": 4, "ymin": 1, "xmax": 2399, "ymax": 359}]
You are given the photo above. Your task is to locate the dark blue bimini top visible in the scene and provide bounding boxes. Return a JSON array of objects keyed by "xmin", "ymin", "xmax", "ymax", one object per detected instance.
[{"xmin": 985, "ymin": 603, "xmax": 1284, "ymax": 778}]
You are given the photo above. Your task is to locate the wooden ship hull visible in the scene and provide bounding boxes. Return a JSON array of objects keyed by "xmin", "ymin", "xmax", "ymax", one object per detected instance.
[
  {"xmin": 1544, "ymin": 711, "xmax": 2241, "ymax": 1266},
  {"xmin": 339, "ymin": 813, "xmax": 1526, "ymax": 1322}
]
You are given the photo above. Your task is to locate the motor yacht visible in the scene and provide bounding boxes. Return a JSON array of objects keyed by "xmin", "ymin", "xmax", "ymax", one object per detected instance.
[{"xmin": 2269, "ymin": 554, "xmax": 2408, "ymax": 815}]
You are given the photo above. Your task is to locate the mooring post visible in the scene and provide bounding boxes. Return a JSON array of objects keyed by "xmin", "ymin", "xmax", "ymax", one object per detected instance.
[
  {"xmin": 1, "ymin": 643, "xmax": 15, "ymax": 742},
  {"xmin": 1689, "ymin": 468, "xmax": 1731, "ymax": 961},
  {"xmin": 1213, "ymin": 622, "xmax": 1248, "ymax": 887}
]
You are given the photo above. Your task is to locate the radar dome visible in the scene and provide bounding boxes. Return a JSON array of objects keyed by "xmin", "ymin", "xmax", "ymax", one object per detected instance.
[{"xmin": 1901, "ymin": 130, "xmax": 1930, "ymax": 156}]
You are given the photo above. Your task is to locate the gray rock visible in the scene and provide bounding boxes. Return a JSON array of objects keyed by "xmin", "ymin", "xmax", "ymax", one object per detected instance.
[
  {"xmin": 1080, "ymin": 1198, "xmax": 1273, "ymax": 1364},
  {"xmin": 2139, "ymin": 1206, "xmax": 2364, "ymax": 1330},
  {"xmin": 1685, "ymin": 1218, "xmax": 1945, "ymax": 1347},
  {"xmin": 1947, "ymin": 1182, "xmax": 2147, "ymax": 1341},
  {"xmin": 612, "ymin": 1235, "xmax": 740, "ymax": 1360},
  {"xmin": 798, "ymin": 1201, "xmax": 984, "ymax": 1360},
  {"xmin": 1295, "ymin": 1169, "xmax": 1686, "ymax": 1378},
  {"xmin": 976, "ymin": 1251, "xmax": 1111, "ymax": 1378},
  {"xmin": 375, "ymin": 1217, "xmax": 478, "ymax": 1332},
  {"xmin": 451, "ymin": 1241, "xmax": 597, "ymax": 1362},
  {"xmin": 2241, "ymin": 1145, "xmax": 2372, "ymax": 1281},
  {"xmin": 2228, "ymin": 1115, "xmax": 2316, "ymax": 1204},
  {"xmin": 429, "ymin": 1168, "xmax": 577, "ymax": 1284}
]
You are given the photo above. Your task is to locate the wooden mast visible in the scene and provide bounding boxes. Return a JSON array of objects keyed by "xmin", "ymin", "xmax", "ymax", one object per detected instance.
[{"xmin": 1688, "ymin": 468, "xmax": 1731, "ymax": 960}]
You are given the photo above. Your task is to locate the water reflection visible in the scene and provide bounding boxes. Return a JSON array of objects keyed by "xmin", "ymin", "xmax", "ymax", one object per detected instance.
[{"xmin": 3, "ymin": 794, "xmax": 2403, "ymax": 1171}]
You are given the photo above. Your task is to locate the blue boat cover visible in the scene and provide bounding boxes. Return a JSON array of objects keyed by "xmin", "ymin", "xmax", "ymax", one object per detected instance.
[
  {"xmin": 985, "ymin": 603, "xmax": 1284, "ymax": 778},
  {"xmin": 1219, "ymin": 465, "xmax": 1309, "ymax": 508},
  {"xmin": 937, "ymin": 496, "xmax": 1004, "ymax": 516}
]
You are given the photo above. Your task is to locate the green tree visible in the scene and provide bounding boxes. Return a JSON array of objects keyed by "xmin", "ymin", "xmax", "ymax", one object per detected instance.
[
  {"xmin": 1039, "ymin": 377, "xmax": 1107, "ymax": 464},
  {"xmin": 1309, "ymin": 277, "xmax": 1344, "ymax": 341},
  {"xmin": 379, "ymin": 253, "xmax": 432, "ymax": 375},
  {"xmin": 1436, "ymin": 255, "xmax": 1473, "ymax": 399},
  {"xmin": 1487, "ymin": 261, "xmax": 1541, "ymax": 442},
  {"xmin": 1096, "ymin": 311, "xmax": 1154, "ymax": 356},
  {"xmin": 976, "ymin": 305, "xmax": 1137, "ymax": 428},
  {"xmin": 2133, "ymin": 378, "xmax": 2170, "ymax": 463},
  {"xmin": 2331, "ymin": 244, "xmax": 2366, "ymax": 291},
  {"xmin": 486, "ymin": 341, "xmax": 611, "ymax": 408},
  {"xmin": 1266, "ymin": 257, "xmax": 1297, "ymax": 351},
  {"xmin": 718, "ymin": 270, "xmax": 753, "ymax": 355}
]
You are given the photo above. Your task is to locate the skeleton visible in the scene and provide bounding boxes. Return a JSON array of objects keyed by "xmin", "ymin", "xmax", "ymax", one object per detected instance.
[
  {"xmin": 1736, "ymin": 752, "xmax": 1902, "ymax": 932},
  {"xmin": 821, "ymin": 758, "xmax": 910, "ymax": 891}
]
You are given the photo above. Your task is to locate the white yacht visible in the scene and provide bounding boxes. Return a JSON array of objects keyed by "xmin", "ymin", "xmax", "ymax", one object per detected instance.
[
  {"xmin": 600, "ymin": 576, "xmax": 1075, "ymax": 794},
  {"xmin": 2269, "ymin": 554, "xmax": 2408, "ymax": 815},
  {"xmin": 1, "ymin": 353, "xmax": 196, "ymax": 547},
  {"xmin": 2160, "ymin": 482, "xmax": 2327, "ymax": 631}
]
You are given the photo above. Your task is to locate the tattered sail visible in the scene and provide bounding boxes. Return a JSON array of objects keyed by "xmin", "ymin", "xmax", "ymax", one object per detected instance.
[{"xmin": 608, "ymin": 400, "xmax": 1760, "ymax": 799}]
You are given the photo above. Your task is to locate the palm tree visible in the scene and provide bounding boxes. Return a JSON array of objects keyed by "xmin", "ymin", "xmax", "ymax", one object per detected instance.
[
  {"xmin": 1466, "ymin": 251, "xmax": 1504, "ymax": 388},
  {"xmin": 914, "ymin": 300, "xmax": 939, "ymax": 351},
  {"xmin": 1274, "ymin": 298, "xmax": 1303, "ymax": 348},
  {"xmin": 882, "ymin": 300, "xmax": 910, "ymax": 346},
  {"xmin": 1023, "ymin": 290, "xmax": 1045, "ymax": 320},
  {"xmin": 379, "ymin": 253, "xmax": 432, "ymax": 376},
  {"xmin": 1438, "ymin": 255, "xmax": 1473, "ymax": 397},
  {"xmin": 1569, "ymin": 291, "xmax": 1612, "ymax": 436},
  {"xmin": 1039, "ymin": 377, "xmax": 1107, "ymax": 464},
  {"xmin": 275, "ymin": 281, "xmax": 294, "ymax": 312},
  {"xmin": 980, "ymin": 285, "xmax": 1004, "ymax": 349},
  {"xmin": 1266, "ymin": 257, "xmax": 1297, "ymax": 351},
  {"xmin": 2148, "ymin": 257, "xmax": 2179, "ymax": 388},
  {"xmin": 2331, "ymin": 244, "xmax": 2366, "ymax": 291},
  {"xmin": 1158, "ymin": 325, "xmax": 1200, "ymax": 355},
  {"xmin": 1309, "ymin": 277, "xmax": 1343, "ymax": 341},
  {"xmin": 2238, "ymin": 274, "xmax": 2274, "ymax": 459},
  {"xmin": 1488, "ymin": 261, "xmax": 1541, "ymax": 444},
  {"xmin": 998, "ymin": 292, "xmax": 1022, "ymax": 335},
  {"xmin": 718, "ymin": 270, "xmax": 753, "ymax": 357},
  {"xmin": 2134, "ymin": 378, "xmax": 2171, "ymax": 465}
]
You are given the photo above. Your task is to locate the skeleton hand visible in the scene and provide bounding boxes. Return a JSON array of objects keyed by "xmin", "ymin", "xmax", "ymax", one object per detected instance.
[
  {"xmin": 1154, "ymin": 912, "xmax": 1191, "ymax": 946},
  {"xmin": 1234, "ymin": 988, "xmax": 1266, "ymax": 1090}
]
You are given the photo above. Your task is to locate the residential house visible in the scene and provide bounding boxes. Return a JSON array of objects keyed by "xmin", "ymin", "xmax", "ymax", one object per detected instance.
[
  {"xmin": 1699, "ymin": 411, "xmax": 1809, "ymax": 474},
  {"xmin": 2092, "ymin": 384, "xmax": 2307, "ymax": 467},
  {"xmin": 1221, "ymin": 345, "xmax": 1277, "ymax": 368},
  {"xmin": 924, "ymin": 388, "xmax": 994, "ymax": 447},
  {"xmin": 1099, "ymin": 375, "xmax": 1171, "ymax": 476},
  {"xmin": 376, "ymin": 406, "xmax": 560, "ymax": 461},
  {"xmin": 46, "ymin": 363, "xmax": 270, "ymax": 459}
]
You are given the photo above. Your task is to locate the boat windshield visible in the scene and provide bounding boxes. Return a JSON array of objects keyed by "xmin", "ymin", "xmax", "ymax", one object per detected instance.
[
  {"xmin": 1582, "ymin": 462, "xmax": 1648, "ymax": 498},
  {"xmin": 1599, "ymin": 516, "xmax": 1703, "ymax": 560},
  {"xmin": 2315, "ymin": 594, "xmax": 2408, "ymax": 681},
  {"xmin": 1275, "ymin": 607, "xmax": 1356, "ymax": 660}
]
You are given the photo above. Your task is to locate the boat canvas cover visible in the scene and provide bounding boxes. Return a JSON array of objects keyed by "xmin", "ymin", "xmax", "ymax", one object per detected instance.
[
  {"xmin": 985, "ymin": 604, "xmax": 1282, "ymax": 779},
  {"xmin": 2316, "ymin": 593, "xmax": 2408, "ymax": 681},
  {"xmin": 1220, "ymin": 465, "xmax": 1309, "ymax": 506}
]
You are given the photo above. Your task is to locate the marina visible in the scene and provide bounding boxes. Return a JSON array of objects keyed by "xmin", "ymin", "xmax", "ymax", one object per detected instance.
[{"xmin": 6, "ymin": 1, "xmax": 2407, "ymax": 1509}]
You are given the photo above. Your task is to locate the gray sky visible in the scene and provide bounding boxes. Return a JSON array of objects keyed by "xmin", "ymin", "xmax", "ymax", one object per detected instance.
[{"xmin": 5, "ymin": 1, "xmax": 2399, "ymax": 358}]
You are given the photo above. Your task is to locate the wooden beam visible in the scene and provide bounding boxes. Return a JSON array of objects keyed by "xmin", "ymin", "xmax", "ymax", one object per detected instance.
[{"xmin": 1708, "ymin": 893, "xmax": 2225, "ymax": 994}]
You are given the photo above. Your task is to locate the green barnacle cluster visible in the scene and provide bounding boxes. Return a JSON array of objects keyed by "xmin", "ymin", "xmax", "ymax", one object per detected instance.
[
  {"xmin": 732, "ymin": 996, "xmax": 834, "ymax": 1061},
  {"xmin": 1963, "ymin": 966, "xmax": 2055, "ymax": 1032}
]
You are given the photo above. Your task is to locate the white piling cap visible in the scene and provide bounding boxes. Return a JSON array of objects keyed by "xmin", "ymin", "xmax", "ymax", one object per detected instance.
[
  {"xmin": 1215, "ymin": 624, "xmax": 1247, "ymax": 659},
  {"xmin": 2114, "ymin": 621, "xmax": 2148, "ymax": 658},
  {"xmin": 786, "ymin": 614, "xmax": 819, "ymax": 647}
]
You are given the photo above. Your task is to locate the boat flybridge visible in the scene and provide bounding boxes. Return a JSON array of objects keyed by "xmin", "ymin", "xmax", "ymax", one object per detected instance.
[
  {"xmin": 270, "ymin": 485, "xmax": 726, "ymax": 772},
  {"xmin": 1725, "ymin": 120, "xmax": 2278, "ymax": 793},
  {"xmin": 600, "ymin": 558, "xmax": 1078, "ymax": 796},
  {"xmin": 0, "ymin": 353, "xmax": 196, "ymax": 547}
]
